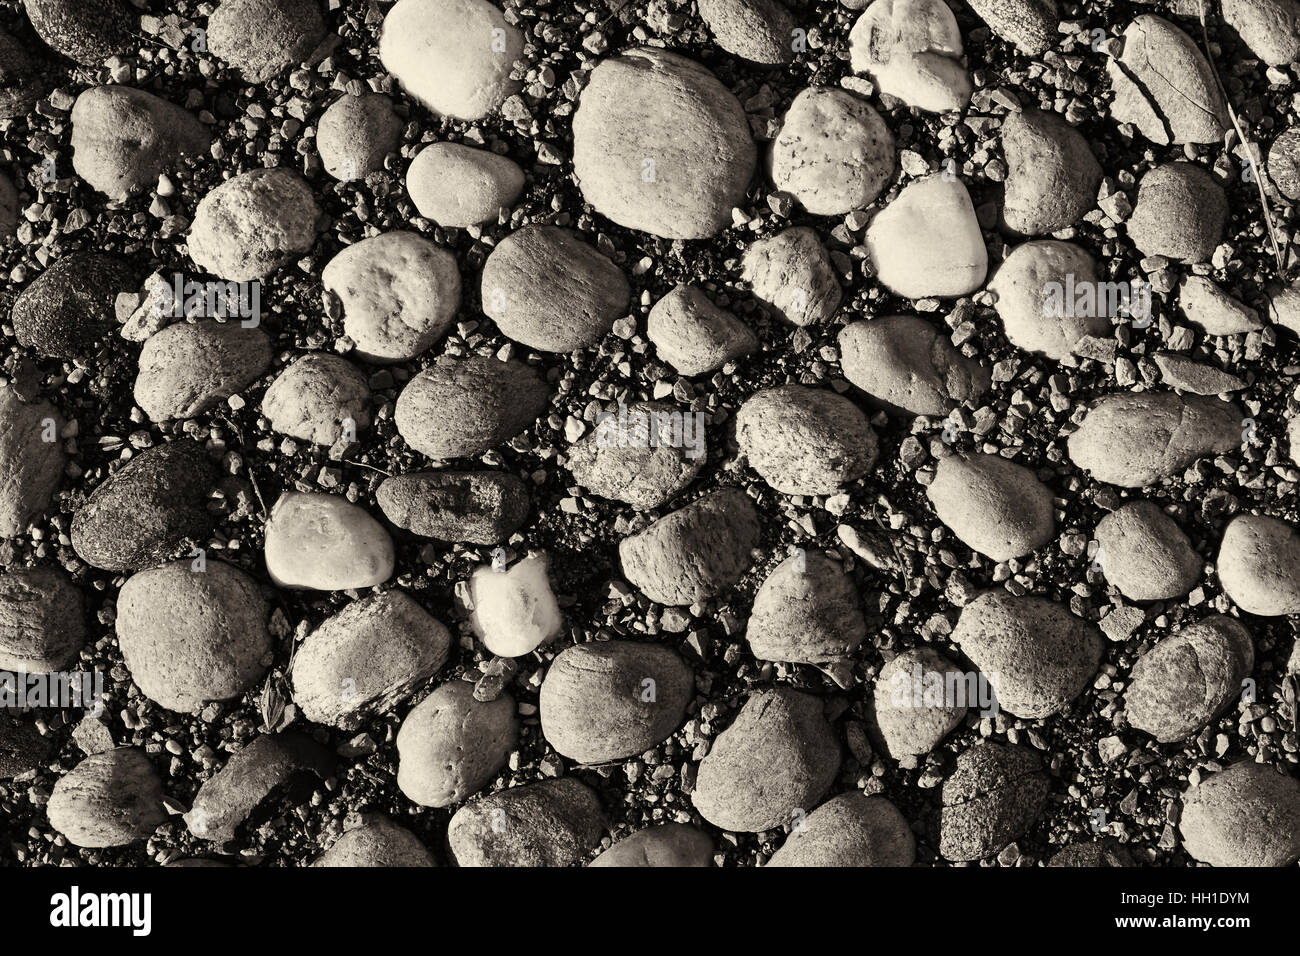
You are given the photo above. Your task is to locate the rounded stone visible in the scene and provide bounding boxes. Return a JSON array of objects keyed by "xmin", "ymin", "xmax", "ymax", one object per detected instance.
[
  {"xmin": 1000, "ymin": 108, "xmax": 1102, "ymax": 235},
  {"xmin": 188, "ymin": 168, "xmax": 320, "ymax": 281},
  {"xmin": 481, "ymin": 225, "xmax": 629, "ymax": 352},
  {"xmin": 771, "ymin": 87, "xmax": 894, "ymax": 215},
  {"xmin": 376, "ymin": 471, "xmax": 530, "ymax": 545},
  {"xmin": 23, "ymin": 0, "xmax": 132, "ymax": 66},
  {"xmin": 116, "ymin": 560, "xmax": 271, "ymax": 712},
  {"xmin": 692, "ymin": 688, "xmax": 841, "ymax": 833},
  {"xmin": 378, "ymin": 0, "xmax": 522, "ymax": 121},
  {"xmin": 70, "ymin": 439, "xmax": 219, "ymax": 572},
  {"xmin": 746, "ymin": 551, "xmax": 867, "ymax": 663},
  {"xmin": 447, "ymin": 778, "xmax": 605, "ymax": 867},
  {"xmin": 866, "ymin": 175, "xmax": 988, "ymax": 298},
  {"xmin": 572, "ymin": 47, "xmax": 756, "ymax": 240},
  {"xmin": 70, "ymin": 86, "xmax": 209, "ymax": 199},
  {"xmin": 1268, "ymin": 126, "xmax": 1300, "ymax": 201},
  {"xmin": 0, "ymin": 567, "xmax": 85, "ymax": 673},
  {"xmin": 468, "ymin": 553, "xmax": 563, "ymax": 658},
  {"xmin": 1094, "ymin": 500, "xmax": 1202, "ymax": 601},
  {"xmin": 1107, "ymin": 16, "xmax": 1228, "ymax": 145},
  {"xmin": 321, "ymin": 230, "xmax": 461, "ymax": 364},
  {"xmin": 646, "ymin": 284, "xmax": 758, "ymax": 376},
  {"xmin": 0, "ymin": 385, "xmax": 65, "ymax": 538},
  {"xmin": 697, "ymin": 0, "xmax": 795, "ymax": 64},
  {"xmin": 311, "ymin": 817, "xmax": 435, "ymax": 867},
  {"xmin": 1217, "ymin": 513, "xmax": 1300, "ymax": 616},
  {"xmin": 1226, "ymin": 0, "xmax": 1300, "ymax": 64},
  {"xmin": 262, "ymin": 353, "xmax": 371, "ymax": 446},
  {"xmin": 926, "ymin": 452, "xmax": 1055, "ymax": 561},
  {"xmin": 407, "ymin": 142, "xmax": 526, "ymax": 228},
  {"xmin": 736, "ymin": 385, "xmax": 877, "ymax": 496},
  {"xmin": 1067, "ymin": 392, "xmax": 1243, "ymax": 488},
  {"xmin": 1126, "ymin": 162, "xmax": 1228, "ymax": 263},
  {"xmin": 617, "ymin": 488, "xmax": 761, "ymax": 606},
  {"xmin": 868, "ymin": 646, "xmax": 969, "ymax": 759},
  {"xmin": 741, "ymin": 227, "xmax": 842, "ymax": 326},
  {"xmin": 589, "ymin": 824, "xmax": 714, "ymax": 867},
  {"xmin": 767, "ymin": 793, "xmax": 915, "ymax": 867},
  {"xmin": 291, "ymin": 591, "xmax": 452, "ymax": 728},
  {"xmin": 396, "ymin": 680, "xmax": 518, "ymax": 808},
  {"xmin": 12, "ymin": 252, "xmax": 136, "ymax": 359},
  {"xmin": 133, "ymin": 320, "xmax": 272, "ymax": 421},
  {"xmin": 1125, "ymin": 615, "xmax": 1254, "ymax": 743},
  {"xmin": 316, "ymin": 93, "xmax": 403, "ymax": 181},
  {"xmin": 848, "ymin": 0, "xmax": 972, "ymax": 113},
  {"xmin": 987, "ymin": 241, "xmax": 1112, "ymax": 361},
  {"xmin": 1179, "ymin": 761, "xmax": 1300, "ymax": 867},
  {"xmin": 263, "ymin": 492, "xmax": 395, "ymax": 591},
  {"xmin": 394, "ymin": 355, "xmax": 550, "ymax": 460},
  {"xmin": 951, "ymin": 591, "xmax": 1103, "ymax": 720},
  {"xmin": 1048, "ymin": 840, "xmax": 1134, "ymax": 867},
  {"xmin": 47, "ymin": 749, "xmax": 166, "ymax": 848},
  {"xmin": 208, "ymin": 0, "xmax": 327, "ymax": 84},
  {"xmin": 566, "ymin": 401, "xmax": 705, "ymax": 510},
  {"xmin": 966, "ymin": 0, "xmax": 1059, "ymax": 55},
  {"xmin": 540, "ymin": 641, "xmax": 694, "ymax": 764},
  {"xmin": 938, "ymin": 741, "xmax": 1050, "ymax": 861},
  {"xmin": 839, "ymin": 315, "xmax": 989, "ymax": 417}
]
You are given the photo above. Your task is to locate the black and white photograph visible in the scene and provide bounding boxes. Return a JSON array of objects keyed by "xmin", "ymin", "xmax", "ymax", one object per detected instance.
[{"xmin": 0, "ymin": 0, "xmax": 1293, "ymax": 937}]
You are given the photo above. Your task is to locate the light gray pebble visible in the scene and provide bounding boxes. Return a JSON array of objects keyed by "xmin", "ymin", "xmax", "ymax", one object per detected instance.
[
  {"xmin": 767, "ymin": 793, "xmax": 915, "ymax": 867},
  {"xmin": 317, "ymin": 93, "xmax": 402, "ymax": 181},
  {"xmin": 540, "ymin": 641, "xmax": 694, "ymax": 763},
  {"xmin": 572, "ymin": 47, "xmax": 756, "ymax": 240},
  {"xmin": 311, "ymin": 816, "xmax": 436, "ymax": 867},
  {"xmin": 736, "ymin": 385, "xmax": 877, "ymax": 495},
  {"xmin": 1179, "ymin": 761, "xmax": 1300, "ymax": 866},
  {"xmin": 1178, "ymin": 276, "xmax": 1263, "ymax": 335},
  {"xmin": 1217, "ymin": 513, "xmax": 1300, "ymax": 616},
  {"xmin": 1067, "ymin": 391, "xmax": 1243, "ymax": 488},
  {"xmin": 262, "ymin": 353, "xmax": 371, "ymax": 446},
  {"xmin": 208, "ymin": 0, "xmax": 326, "ymax": 84},
  {"xmin": 321, "ymin": 231, "xmax": 461, "ymax": 364},
  {"xmin": 988, "ymin": 241, "xmax": 1111, "ymax": 361},
  {"xmin": 394, "ymin": 355, "xmax": 550, "ymax": 460},
  {"xmin": 697, "ymin": 0, "xmax": 795, "ymax": 64},
  {"xmin": 187, "ymin": 168, "xmax": 320, "ymax": 281},
  {"xmin": 1223, "ymin": 0, "xmax": 1300, "ymax": 66},
  {"xmin": 1125, "ymin": 162, "xmax": 1228, "ymax": 263},
  {"xmin": 566, "ymin": 400, "xmax": 705, "ymax": 510},
  {"xmin": 396, "ymin": 680, "xmax": 517, "ymax": 808},
  {"xmin": 1125, "ymin": 615, "xmax": 1254, "ymax": 743},
  {"xmin": 134, "ymin": 320, "xmax": 271, "ymax": 421},
  {"xmin": 70, "ymin": 86, "xmax": 209, "ymax": 199},
  {"xmin": 447, "ymin": 778, "xmax": 605, "ymax": 867},
  {"xmin": 741, "ymin": 227, "xmax": 841, "ymax": 326},
  {"xmin": 770, "ymin": 86, "xmax": 894, "ymax": 215},
  {"xmin": 1000, "ymin": 107, "xmax": 1101, "ymax": 235},
  {"xmin": 292, "ymin": 591, "xmax": 452, "ymax": 729},
  {"xmin": 839, "ymin": 315, "xmax": 989, "ymax": 416},
  {"xmin": 868, "ymin": 646, "xmax": 969, "ymax": 759},
  {"xmin": 926, "ymin": 452, "xmax": 1055, "ymax": 561},
  {"xmin": 263, "ymin": 491, "xmax": 394, "ymax": 591},
  {"xmin": 0, "ymin": 385, "xmax": 64, "ymax": 538},
  {"xmin": 952, "ymin": 591, "xmax": 1103, "ymax": 719},
  {"xmin": 406, "ymin": 142, "xmax": 525, "ymax": 228},
  {"xmin": 618, "ymin": 488, "xmax": 760, "ymax": 605},
  {"xmin": 47, "ymin": 748, "xmax": 166, "ymax": 848},
  {"xmin": 481, "ymin": 225, "xmax": 629, "ymax": 353},
  {"xmin": 966, "ymin": 0, "xmax": 1059, "ymax": 55},
  {"xmin": 1095, "ymin": 500, "xmax": 1202, "ymax": 601},
  {"xmin": 746, "ymin": 551, "xmax": 867, "ymax": 663},
  {"xmin": 589, "ymin": 824, "xmax": 714, "ymax": 867},
  {"xmin": 116, "ymin": 559, "xmax": 271, "ymax": 712},
  {"xmin": 692, "ymin": 687, "xmax": 841, "ymax": 833},
  {"xmin": 646, "ymin": 284, "xmax": 757, "ymax": 377}
]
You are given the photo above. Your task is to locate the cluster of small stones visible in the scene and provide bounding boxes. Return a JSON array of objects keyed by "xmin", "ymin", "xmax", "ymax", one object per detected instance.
[{"xmin": 3, "ymin": 0, "xmax": 1300, "ymax": 871}]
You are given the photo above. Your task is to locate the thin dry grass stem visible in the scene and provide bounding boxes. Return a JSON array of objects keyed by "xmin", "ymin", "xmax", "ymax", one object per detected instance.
[{"xmin": 1196, "ymin": 0, "xmax": 1287, "ymax": 275}]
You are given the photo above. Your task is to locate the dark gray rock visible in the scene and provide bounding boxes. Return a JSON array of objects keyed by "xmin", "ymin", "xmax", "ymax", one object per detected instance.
[
  {"xmin": 23, "ymin": 0, "xmax": 133, "ymax": 65},
  {"xmin": 589, "ymin": 824, "xmax": 714, "ymax": 867},
  {"xmin": 12, "ymin": 252, "xmax": 136, "ymax": 359},
  {"xmin": 938, "ymin": 741, "xmax": 1049, "ymax": 861},
  {"xmin": 71, "ymin": 439, "xmax": 218, "ymax": 572},
  {"xmin": 447, "ymin": 778, "xmax": 606, "ymax": 867},
  {"xmin": 376, "ymin": 471, "xmax": 530, "ymax": 545}
]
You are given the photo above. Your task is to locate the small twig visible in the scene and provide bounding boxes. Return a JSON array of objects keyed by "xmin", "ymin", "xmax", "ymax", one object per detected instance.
[
  {"xmin": 342, "ymin": 459, "xmax": 393, "ymax": 478},
  {"xmin": 1196, "ymin": 0, "xmax": 1286, "ymax": 274}
]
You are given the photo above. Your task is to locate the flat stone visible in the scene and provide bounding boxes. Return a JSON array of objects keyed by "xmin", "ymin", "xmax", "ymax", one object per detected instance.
[
  {"xmin": 938, "ymin": 741, "xmax": 1049, "ymax": 861},
  {"xmin": 397, "ymin": 680, "xmax": 517, "ymax": 807},
  {"xmin": 868, "ymin": 646, "xmax": 968, "ymax": 758},
  {"xmin": 447, "ymin": 778, "xmax": 605, "ymax": 866},
  {"xmin": 134, "ymin": 320, "xmax": 271, "ymax": 421},
  {"xmin": 988, "ymin": 240, "xmax": 1112, "ymax": 361},
  {"xmin": 646, "ymin": 285, "xmax": 757, "ymax": 376},
  {"xmin": 0, "ymin": 385, "xmax": 64, "ymax": 538},
  {"xmin": 866, "ymin": 175, "xmax": 987, "ymax": 298},
  {"xmin": 589, "ymin": 824, "xmax": 714, "ymax": 867},
  {"xmin": 1179, "ymin": 761, "xmax": 1300, "ymax": 866},
  {"xmin": 1094, "ymin": 500, "xmax": 1202, "ymax": 601},
  {"xmin": 48, "ymin": 748, "xmax": 166, "ymax": 848},
  {"xmin": 263, "ymin": 491, "xmax": 394, "ymax": 591},
  {"xmin": 1126, "ymin": 162, "xmax": 1228, "ymax": 263},
  {"xmin": 926, "ymin": 452, "xmax": 1055, "ymax": 561},
  {"xmin": 566, "ymin": 401, "xmax": 705, "ymax": 510},
  {"xmin": 746, "ymin": 551, "xmax": 867, "ymax": 663},
  {"xmin": 839, "ymin": 315, "xmax": 989, "ymax": 416},
  {"xmin": 376, "ymin": 471, "xmax": 529, "ymax": 545},
  {"xmin": 1000, "ymin": 108, "xmax": 1101, "ymax": 235},
  {"xmin": 767, "ymin": 793, "xmax": 915, "ymax": 866},
  {"xmin": 736, "ymin": 385, "xmax": 877, "ymax": 495},
  {"xmin": 0, "ymin": 566, "xmax": 85, "ymax": 673},
  {"xmin": 311, "ymin": 816, "xmax": 436, "ymax": 867},
  {"xmin": 741, "ymin": 227, "xmax": 841, "ymax": 326},
  {"xmin": 406, "ymin": 141, "xmax": 525, "ymax": 227},
  {"xmin": 1217, "ymin": 513, "xmax": 1300, "ymax": 616},
  {"xmin": 262, "ymin": 353, "xmax": 371, "ymax": 446}
]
